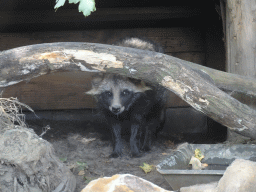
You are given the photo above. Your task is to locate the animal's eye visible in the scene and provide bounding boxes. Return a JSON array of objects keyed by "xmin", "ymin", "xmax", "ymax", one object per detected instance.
[
  {"xmin": 122, "ymin": 90, "xmax": 130, "ymax": 96},
  {"xmin": 105, "ymin": 91, "xmax": 112, "ymax": 97}
]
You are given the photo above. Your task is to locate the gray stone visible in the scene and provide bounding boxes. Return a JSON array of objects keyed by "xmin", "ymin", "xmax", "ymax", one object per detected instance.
[
  {"xmin": 0, "ymin": 128, "xmax": 76, "ymax": 192},
  {"xmin": 216, "ymin": 159, "xmax": 256, "ymax": 192},
  {"xmin": 180, "ymin": 182, "xmax": 217, "ymax": 192},
  {"xmin": 81, "ymin": 174, "xmax": 172, "ymax": 192}
]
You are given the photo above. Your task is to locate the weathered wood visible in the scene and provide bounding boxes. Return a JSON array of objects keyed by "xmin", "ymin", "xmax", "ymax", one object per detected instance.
[
  {"xmin": 0, "ymin": 42, "xmax": 256, "ymax": 139},
  {"xmin": 2, "ymin": 72, "xmax": 97, "ymax": 110},
  {"xmin": 0, "ymin": 6, "xmax": 202, "ymax": 26},
  {"xmin": 0, "ymin": 28, "xmax": 205, "ymax": 54},
  {"xmin": 2, "ymin": 72, "xmax": 187, "ymax": 110},
  {"xmin": 226, "ymin": 0, "xmax": 256, "ymax": 77},
  {"xmin": 169, "ymin": 52, "xmax": 205, "ymax": 65},
  {"xmin": 188, "ymin": 62, "xmax": 256, "ymax": 98},
  {"xmin": 225, "ymin": 0, "xmax": 256, "ymax": 141},
  {"xmin": 0, "ymin": 27, "xmax": 205, "ymax": 110}
]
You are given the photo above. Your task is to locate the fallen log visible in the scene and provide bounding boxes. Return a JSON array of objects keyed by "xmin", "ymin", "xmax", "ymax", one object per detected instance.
[
  {"xmin": 187, "ymin": 62, "xmax": 256, "ymax": 97},
  {"xmin": 0, "ymin": 42, "xmax": 256, "ymax": 139}
]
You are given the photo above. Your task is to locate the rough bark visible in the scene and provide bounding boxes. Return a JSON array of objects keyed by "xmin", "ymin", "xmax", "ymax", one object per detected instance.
[
  {"xmin": 226, "ymin": 0, "xmax": 256, "ymax": 77},
  {"xmin": 0, "ymin": 42, "xmax": 256, "ymax": 139},
  {"xmin": 188, "ymin": 62, "xmax": 256, "ymax": 97},
  {"xmin": 224, "ymin": 0, "xmax": 256, "ymax": 141}
]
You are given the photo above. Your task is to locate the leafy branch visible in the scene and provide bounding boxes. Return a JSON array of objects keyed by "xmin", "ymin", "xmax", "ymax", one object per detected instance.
[{"xmin": 55, "ymin": 0, "xmax": 96, "ymax": 17}]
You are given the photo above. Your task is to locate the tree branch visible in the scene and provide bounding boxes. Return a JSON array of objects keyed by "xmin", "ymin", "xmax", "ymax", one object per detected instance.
[{"xmin": 0, "ymin": 42, "xmax": 256, "ymax": 139}]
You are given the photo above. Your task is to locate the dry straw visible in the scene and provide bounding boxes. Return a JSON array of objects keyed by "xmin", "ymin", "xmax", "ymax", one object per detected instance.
[{"xmin": 0, "ymin": 94, "xmax": 35, "ymax": 130}]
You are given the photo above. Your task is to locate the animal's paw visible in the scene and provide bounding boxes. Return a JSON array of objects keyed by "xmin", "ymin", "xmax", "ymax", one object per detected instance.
[
  {"xmin": 109, "ymin": 145, "xmax": 123, "ymax": 158},
  {"xmin": 141, "ymin": 145, "xmax": 150, "ymax": 152},
  {"xmin": 109, "ymin": 152, "xmax": 121, "ymax": 158},
  {"xmin": 130, "ymin": 142, "xmax": 142, "ymax": 158},
  {"xmin": 131, "ymin": 151, "xmax": 143, "ymax": 158},
  {"xmin": 131, "ymin": 146, "xmax": 142, "ymax": 157}
]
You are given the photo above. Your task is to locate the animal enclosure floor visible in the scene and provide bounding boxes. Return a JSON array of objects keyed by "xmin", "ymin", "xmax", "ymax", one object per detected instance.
[{"xmin": 28, "ymin": 120, "xmax": 176, "ymax": 192}]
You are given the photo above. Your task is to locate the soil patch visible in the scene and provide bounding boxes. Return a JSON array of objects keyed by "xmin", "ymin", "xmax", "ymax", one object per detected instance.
[{"xmin": 28, "ymin": 119, "xmax": 176, "ymax": 192}]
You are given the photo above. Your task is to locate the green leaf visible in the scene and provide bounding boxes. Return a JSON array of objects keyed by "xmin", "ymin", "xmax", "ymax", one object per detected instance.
[
  {"xmin": 59, "ymin": 157, "xmax": 67, "ymax": 162},
  {"xmin": 77, "ymin": 0, "xmax": 96, "ymax": 17},
  {"xmin": 76, "ymin": 161, "xmax": 86, "ymax": 166},
  {"xmin": 194, "ymin": 148, "xmax": 204, "ymax": 161},
  {"xmin": 69, "ymin": 0, "xmax": 80, "ymax": 3},
  {"xmin": 139, "ymin": 163, "xmax": 153, "ymax": 174},
  {"xmin": 76, "ymin": 161, "xmax": 88, "ymax": 170},
  {"xmin": 54, "ymin": 0, "xmax": 66, "ymax": 10},
  {"xmin": 55, "ymin": 0, "xmax": 96, "ymax": 17},
  {"xmin": 68, "ymin": 0, "xmax": 96, "ymax": 17}
]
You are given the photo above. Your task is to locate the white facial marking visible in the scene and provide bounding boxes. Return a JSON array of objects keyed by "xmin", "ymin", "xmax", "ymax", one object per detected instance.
[{"xmin": 110, "ymin": 87, "xmax": 125, "ymax": 114}]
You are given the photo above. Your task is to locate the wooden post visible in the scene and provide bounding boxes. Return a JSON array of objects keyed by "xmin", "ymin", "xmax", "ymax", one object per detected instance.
[
  {"xmin": 226, "ymin": 0, "xmax": 256, "ymax": 77},
  {"xmin": 226, "ymin": 0, "xmax": 256, "ymax": 142}
]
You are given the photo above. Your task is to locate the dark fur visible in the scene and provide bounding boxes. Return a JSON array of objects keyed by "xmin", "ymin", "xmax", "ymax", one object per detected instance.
[
  {"xmin": 87, "ymin": 38, "xmax": 166, "ymax": 157},
  {"xmin": 115, "ymin": 36, "xmax": 164, "ymax": 53}
]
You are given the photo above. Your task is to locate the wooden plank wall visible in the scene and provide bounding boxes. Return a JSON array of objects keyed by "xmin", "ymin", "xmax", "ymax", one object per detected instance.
[{"xmin": 2, "ymin": 27, "xmax": 205, "ymax": 110}]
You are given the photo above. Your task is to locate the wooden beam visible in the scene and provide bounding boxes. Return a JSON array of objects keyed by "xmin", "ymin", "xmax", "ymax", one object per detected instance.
[{"xmin": 0, "ymin": 6, "xmax": 203, "ymax": 26}]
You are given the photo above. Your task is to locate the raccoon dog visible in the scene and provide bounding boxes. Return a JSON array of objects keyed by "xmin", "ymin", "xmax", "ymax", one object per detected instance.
[{"xmin": 86, "ymin": 37, "xmax": 166, "ymax": 157}]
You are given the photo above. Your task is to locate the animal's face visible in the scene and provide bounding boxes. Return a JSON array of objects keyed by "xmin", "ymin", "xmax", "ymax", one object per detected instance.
[
  {"xmin": 100, "ymin": 87, "xmax": 134, "ymax": 115},
  {"xmin": 86, "ymin": 74, "xmax": 151, "ymax": 115}
]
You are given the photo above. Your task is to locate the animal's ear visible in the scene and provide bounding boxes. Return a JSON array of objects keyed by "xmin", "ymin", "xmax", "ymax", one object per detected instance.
[
  {"xmin": 138, "ymin": 81, "xmax": 152, "ymax": 92},
  {"xmin": 128, "ymin": 77, "xmax": 141, "ymax": 85},
  {"xmin": 128, "ymin": 77, "xmax": 152, "ymax": 92},
  {"xmin": 85, "ymin": 73, "xmax": 104, "ymax": 95}
]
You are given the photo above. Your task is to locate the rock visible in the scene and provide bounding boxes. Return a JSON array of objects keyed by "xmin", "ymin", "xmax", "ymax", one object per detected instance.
[
  {"xmin": 179, "ymin": 159, "xmax": 256, "ymax": 192},
  {"xmin": 81, "ymin": 174, "xmax": 172, "ymax": 192},
  {"xmin": 180, "ymin": 182, "xmax": 218, "ymax": 192},
  {"xmin": 0, "ymin": 128, "xmax": 76, "ymax": 192},
  {"xmin": 216, "ymin": 159, "xmax": 256, "ymax": 192}
]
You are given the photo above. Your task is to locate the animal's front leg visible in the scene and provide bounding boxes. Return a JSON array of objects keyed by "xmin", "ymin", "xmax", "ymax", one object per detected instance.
[
  {"xmin": 141, "ymin": 118, "xmax": 162, "ymax": 151},
  {"xmin": 110, "ymin": 123, "xmax": 123, "ymax": 158},
  {"xmin": 141, "ymin": 123, "xmax": 153, "ymax": 152},
  {"xmin": 130, "ymin": 124, "xmax": 141, "ymax": 157}
]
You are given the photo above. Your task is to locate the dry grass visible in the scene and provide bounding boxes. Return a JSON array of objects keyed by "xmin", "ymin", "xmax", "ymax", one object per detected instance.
[{"xmin": 0, "ymin": 96, "xmax": 35, "ymax": 129}]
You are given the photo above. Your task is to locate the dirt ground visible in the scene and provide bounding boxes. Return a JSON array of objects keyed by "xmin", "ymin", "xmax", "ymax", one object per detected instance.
[{"xmin": 28, "ymin": 119, "xmax": 178, "ymax": 192}]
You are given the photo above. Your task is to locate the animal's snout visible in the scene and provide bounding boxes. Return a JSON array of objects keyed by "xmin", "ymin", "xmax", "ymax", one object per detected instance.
[
  {"xmin": 109, "ymin": 105, "xmax": 125, "ymax": 115},
  {"xmin": 112, "ymin": 106, "xmax": 121, "ymax": 113}
]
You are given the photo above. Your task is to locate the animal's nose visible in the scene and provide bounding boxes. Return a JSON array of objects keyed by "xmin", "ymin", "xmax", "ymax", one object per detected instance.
[{"xmin": 112, "ymin": 107, "xmax": 120, "ymax": 113}]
